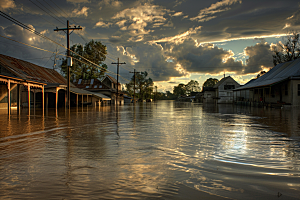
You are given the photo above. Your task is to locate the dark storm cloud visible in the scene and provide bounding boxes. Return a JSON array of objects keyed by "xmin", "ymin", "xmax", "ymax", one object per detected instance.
[
  {"xmin": 244, "ymin": 42, "xmax": 273, "ymax": 73},
  {"xmin": 0, "ymin": 0, "xmax": 299, "ymax": 84}
]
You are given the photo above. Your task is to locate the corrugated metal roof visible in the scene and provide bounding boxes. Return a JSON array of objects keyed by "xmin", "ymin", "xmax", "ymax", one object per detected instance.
[
  {"xmin": 0, "ymin": 54, "xmax": 67, "ymax": 84},
  {"xmin": 236, "ymin": 58, "xmax": 300, "ymax": 90}
]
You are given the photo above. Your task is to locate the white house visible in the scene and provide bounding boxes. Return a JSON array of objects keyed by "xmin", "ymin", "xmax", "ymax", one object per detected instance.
[{"xmin": 213, "ymin": 76, "xmax": 240, "ymax": 104}]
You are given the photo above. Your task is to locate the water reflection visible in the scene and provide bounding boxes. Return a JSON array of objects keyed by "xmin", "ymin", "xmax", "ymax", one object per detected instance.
[{"xmin": 0, "ymin": 102, "xmax": 300, "ymax": 199}]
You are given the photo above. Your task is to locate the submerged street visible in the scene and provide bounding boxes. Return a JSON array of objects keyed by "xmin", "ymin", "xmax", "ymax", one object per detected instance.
[{"xmin": 0, "ymin": 101, "xmax": 300, "ymax": 199}]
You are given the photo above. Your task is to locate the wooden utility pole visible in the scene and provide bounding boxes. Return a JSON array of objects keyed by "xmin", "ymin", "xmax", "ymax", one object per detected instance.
[
  {"xmin": 111, "ymin": 58, "xmax": 126, "ymax": 105},
  {"xmin": 130, "ymin": 69, "xmax": 140, "ymax": 103},
  {"xmin": 54, "ymin": 20, "xmax": 82, "ymax": 109}
]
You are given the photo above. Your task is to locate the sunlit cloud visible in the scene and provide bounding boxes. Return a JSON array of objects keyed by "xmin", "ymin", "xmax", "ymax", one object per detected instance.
[
  {"xmin": 0, "ymin": 0, "xmax": 16, "ymax": 10},
  {"xmin": 72, "ymin": 6, "xmax": 89, "ymax": 17},
  {"xmin": 190, "ymin": 0, "xmax": 242, "ymax": 22},
  {"xmin": 95, "ymin": 21, "xmax": 112, "ymax": 28},
  {"xmin": 173, "ymin": 12, "xmax": 183, "ymax": 17},
  {"xmin": 152, "ymin": 26, "xmax": 201, "ymax": 44}
]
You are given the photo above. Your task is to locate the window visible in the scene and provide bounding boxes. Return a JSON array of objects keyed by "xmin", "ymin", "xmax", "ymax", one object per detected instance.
[
  {"xmin": 298, "ymin": 84, "xmax": 300, "ymax": 96},
  {"xmin": 224, "ymin": 85, "xmax": 235, "ymax": 90}
]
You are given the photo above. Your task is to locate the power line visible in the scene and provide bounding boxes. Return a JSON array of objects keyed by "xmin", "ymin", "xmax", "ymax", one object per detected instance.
[{"xmin": 29, "ymin": 0, "xmax": 64, "ymax": 25}]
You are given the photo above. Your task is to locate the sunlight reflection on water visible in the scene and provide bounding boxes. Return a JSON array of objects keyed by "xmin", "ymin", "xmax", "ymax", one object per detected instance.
[{"xmin": 0, "ymin": 101, "xmax": 300, "ymax": 199}]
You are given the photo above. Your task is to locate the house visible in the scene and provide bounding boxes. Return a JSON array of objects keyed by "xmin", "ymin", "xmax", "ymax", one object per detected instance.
[
  {"xmin": 73, "ymin": 75, "xmax": 123, "ymax": 105},
  {"xmin": 213, "ymin": 76, "xmax": 240, "ymax": 104},
  {"xmin": 234, "ymin": 58, "xmax": 300, "ymax": 107},
  {"xmin": 0, "ymin": 54, "xmax": 110, "ymax": 115},
  {"xmin": 202, "ymin": 87, "xmax": 216, "ymax": 103}
]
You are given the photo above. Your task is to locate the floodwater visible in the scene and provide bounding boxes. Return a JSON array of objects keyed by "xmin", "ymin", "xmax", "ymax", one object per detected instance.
[{"xmin": 0, "ymin": 101, "xmax": 300, "ymax": 199}]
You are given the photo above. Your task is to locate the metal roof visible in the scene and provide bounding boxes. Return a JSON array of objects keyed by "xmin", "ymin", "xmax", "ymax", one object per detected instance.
[
  {"xmin": 236, "ymin": 58, "xmax": 300, "ymax": 90},
  {"xmin": 0, "ymin": 54, "xmax": 67, "ymax": 85}
]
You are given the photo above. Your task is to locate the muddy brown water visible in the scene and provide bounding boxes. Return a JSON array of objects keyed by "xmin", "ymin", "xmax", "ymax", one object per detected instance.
[{"xmin": 0, "ymin": 101, "xmax": 299, "ymax": 199}]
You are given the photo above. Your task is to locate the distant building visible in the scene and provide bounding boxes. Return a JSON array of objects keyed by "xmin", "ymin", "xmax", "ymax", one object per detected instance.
[
  {"xmin": 213, "ymin": 76, "xmax": 240, "ymax": 104},
  {"xmin": 73, "ymin": 75, "xmax": 123, "ymax": 105}
]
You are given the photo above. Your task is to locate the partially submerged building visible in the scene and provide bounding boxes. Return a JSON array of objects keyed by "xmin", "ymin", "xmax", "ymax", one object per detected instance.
[
  {"xmin": 213, "ymin": 76, "xmax": 241, "ymax": 104},
  {"xmin": 234, "ymin": 58, "xmax": 300, "ymax": 107},
  {"xmin": 73, "ymin": 75, "xmax": 123, "ymax": 105},
  {"xmin": 0, "ymin": 54, "xmax": 110, "ymax": 114}
]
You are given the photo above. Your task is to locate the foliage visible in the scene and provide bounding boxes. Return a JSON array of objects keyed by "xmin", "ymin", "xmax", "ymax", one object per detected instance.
[
  {"xmin": 125, "ymin": 71, "xmax": 154, "ymax": 100},
  {"xmin": 60, "ymin": 40, "xmax": 107, "ymax": 80},
  {"xmin": 185, "ymin": 80, "xmax": 201, "ymax": 95},
  {"xmin": 272, "ymin": 31, "xmax": 300, "ymax": 66},
  {"xmin": 202, "ymin": 78, "xmax": 219, "ymax": 89},
  {"xmin": 256, "ymin": 70, "xmax": 266, "ymax": 78},
  {"xmin": 173, "ymin": 83, "xmax": 186, "ymax": 97}
]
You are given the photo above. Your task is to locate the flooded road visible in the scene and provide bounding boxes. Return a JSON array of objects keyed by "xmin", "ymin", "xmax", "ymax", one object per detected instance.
[{"xmin": 0, "ymin": 101, "xmax": 300, "ymax": 199}]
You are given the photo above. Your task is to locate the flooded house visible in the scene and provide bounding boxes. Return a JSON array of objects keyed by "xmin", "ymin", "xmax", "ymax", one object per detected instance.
[
  {"xmin": 234, "ymin": 58, "xmax": 300, "ymax": 107},
  {"xmin": 73, "ymin": 75, "xmax": 123, "ymax": 105},
  {"xmin": 0, "ymin": 54, "xmax": 110, "ymax": 114},
  {"xmin": 213, "ymin": 76, "xmax": 241, "ymax": 104}
]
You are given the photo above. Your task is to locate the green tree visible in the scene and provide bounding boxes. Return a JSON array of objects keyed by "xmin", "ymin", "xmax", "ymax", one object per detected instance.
[
  {"xmin": 125, "ymin": 71, "xmax": 154, "ymax": 100},
  {"xmin": 202, "ymin": 78, "xmax": 218, "ymax": 89},
  {"xmin": 60, "ymin": 40, "xmax": 107, "ymax": 80},
  {"xmin": 272, "ymin": 31, "xmax": 300, "ymax": 66},
  {"xmin": 173, "ymin": 83, "xmax": 186, "ymax": 97},
  {"xmin": 185, "ymin": 80, "xmax": 201, "ymax": 95}
]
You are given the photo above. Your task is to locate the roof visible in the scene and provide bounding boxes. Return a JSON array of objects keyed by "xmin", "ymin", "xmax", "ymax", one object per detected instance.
[
  {"xmin": 106, "ymin": 75, "xmax": 120, "ymax": 85},
  {"xmin": 73, "ymin": 78, "xmax": 109, "ymax": 90},
  {"xmin": 71, "ymin": 87, "xmax": 111, "ymax": 100},
  {"xmin": 0, "ymin": 54, "xmax": 67, "ymax": 85},
  {"xmin": 236, "ymin": 58, "xmax": 300, "ymax": 90},
  {"xmin": 213, "ymin": 76, "xmax": 239, "ymax": 88}
]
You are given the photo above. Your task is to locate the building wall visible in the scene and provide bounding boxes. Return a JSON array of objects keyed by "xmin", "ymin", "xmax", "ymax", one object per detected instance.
[
  {"xmin": 216, "ymin": 80, "xmax": 240, "ymax": 104},
  {"xmin": 292, "ymin": 80, "xmax": 300, "ymax": 106},
  {"xmin": 203, "ymin": 91, "xmax": 215, "ymax": 103}
]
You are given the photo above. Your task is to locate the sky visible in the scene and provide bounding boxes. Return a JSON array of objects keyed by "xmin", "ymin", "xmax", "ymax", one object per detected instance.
[{"xmin": 0, "ymin": 0, "xmax": 300, "ymax": 92}]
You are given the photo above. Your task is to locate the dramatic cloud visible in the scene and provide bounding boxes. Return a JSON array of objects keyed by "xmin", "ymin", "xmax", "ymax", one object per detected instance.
[
  {"xmin": 190, "ymin": 0, "xmax": 242, "ymax": 22},
  {"xmin": 0, "ymin": 0, "xmax": 16, "ymax": 10},
  {"xmin": 98, "ymin": 0, "xmax": 123, "ymax": 10},
  {"xmin": 95, "ymin": 21, "xmax": 112, "ymax": 28},
  {"xmin": 244, "ymin": 42, "xmax": 273, "ymax": 73},
  {"xmin": 72, "ymin": 6, "xmax": 89, "ymax": 17},
  {"xmin": 111, "ymin": 3, "xmax": 172, "ymax": 41}
]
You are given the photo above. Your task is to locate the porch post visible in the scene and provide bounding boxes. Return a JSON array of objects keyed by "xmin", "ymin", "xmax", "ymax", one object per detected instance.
[
  {"xmin": 65, "ymin": 90, "xmax": 67, "ymax": 109},
  {"xmin": 56, "ymin": 87, "xmax": 58, "ymax": 111},
  {"xmin": 8, "ymin": 80, "xmax": 11, "ymax": 115},
  {"xmin": 28, "ymin": 84, "xmax": 30, "ymax": 116},
  {"xmin": 76, "ymin": 94, "xmax": 78, "ymax": 108},
  {"xmin": 82, "ymin": 94, "xmax": 83, "ymax": 108},
  {"xmin": 87, "ymin": 95, "xmax": 89, "ymax": 107},
  {"xmin": 33, "ymin": 89, "xmax": 36, "ymax": 115},
  {"xmin": 42, "ymin": 86, "xmax": 45, "ymax": 116},
  {"xmin": 17, "ymin": 84, "xmax": 20, "ymax": 115}
]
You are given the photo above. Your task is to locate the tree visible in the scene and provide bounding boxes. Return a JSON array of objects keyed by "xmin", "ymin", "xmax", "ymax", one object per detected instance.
[
  {"xmin": 125, "ymin": 71, "xmax": 154, "ymax": 100},
  {"xmin": 202, "ymin": 78, "xmax": 218, "ymax": 89},
  {"xmin": 256, "ymin": 70, "xmax": 266, "ymax": 78},
  {"xmin": 185, "ymin": 80, "xmax": 201, "ymax": 95},
  {"xmin": 173, "ymin": 83, "xmax": 186, "ymax": 97},
  {"xmin": 60, "ymin": 40, "xmax": 107, "ymax": 80},
  {"xmin": 272, "ymin": 31, "xmax": 300, "ymax": 66}
]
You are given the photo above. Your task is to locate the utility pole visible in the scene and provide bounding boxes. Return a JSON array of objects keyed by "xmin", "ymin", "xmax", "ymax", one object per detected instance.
[
  {"xmin": 130, "ymin": 69, "xmax": 140, "ymax": 103},
  {"xmin": 111, "ymin": 58, "xmax": 126, "ymax": 105},
  {"xmin": 54, "ymin": 20, "xmax": 82, "ymax": 109}
]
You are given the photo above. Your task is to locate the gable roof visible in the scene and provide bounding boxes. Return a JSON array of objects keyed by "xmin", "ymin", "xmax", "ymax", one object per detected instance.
[
  {"xmin": 213, "ymin": 76, "xmax": 240, "ymax": 88},
  {"xmin": 0, "ymin": 54, "xmax": 67, "ymax": 85},
  {"xmin": 236, "ymin": 58, "xmax": 300, "ymax": 90},
  {"xmin": 106, "ymin": 75, "xmax": 120, "ymax": 85}
]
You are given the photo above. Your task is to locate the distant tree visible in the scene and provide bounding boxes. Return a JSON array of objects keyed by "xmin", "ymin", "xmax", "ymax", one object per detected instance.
[
  {"xmin": 185, "ymin": 80, "xmax": 201, "ymax": 95},
  {"xmin": 173, "ymin": 83, "xmax": 186, "ymax": 97},
  {"xmin": 272, "ymin": 31, "xmax": 300, "ymax": 66},
  {"xmin": 125, "ymin": 71, "xmax": 153, "ymax": 100},
  {"xmin": 60, "ymin": 40, "xmax": 107, "ymax": 81},
  {"xmin": 202, "ymin": 78, "xmax": 218, "ymax": 89}
]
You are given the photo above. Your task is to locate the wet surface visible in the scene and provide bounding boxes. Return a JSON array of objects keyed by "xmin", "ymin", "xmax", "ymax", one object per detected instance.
[{"xmin": 0, "ymin": 101, "xmax": 300, "ymax": 199}]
